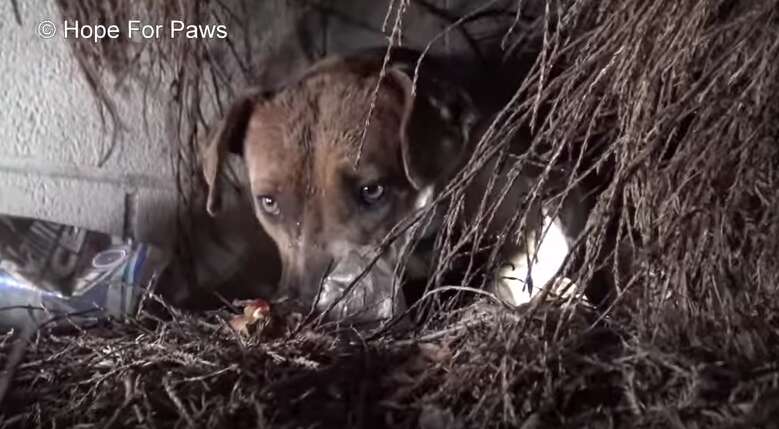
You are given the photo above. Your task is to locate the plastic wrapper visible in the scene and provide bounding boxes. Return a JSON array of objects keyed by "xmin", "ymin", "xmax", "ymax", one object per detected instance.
[{"xmin": 0, "ymin": 214, "xmax": 170, "ymax": 331}]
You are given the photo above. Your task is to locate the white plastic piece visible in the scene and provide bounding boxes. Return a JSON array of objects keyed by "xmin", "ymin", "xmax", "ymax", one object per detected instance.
[{"xmin": 496, "ymin": 215, "xmax": 574, "ymax": 306}]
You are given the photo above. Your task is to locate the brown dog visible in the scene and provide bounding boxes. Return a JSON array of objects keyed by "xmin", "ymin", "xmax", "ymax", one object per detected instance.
[{"xmin": 203, "ymin": 48, "xmax": 592, "ymax": 326}]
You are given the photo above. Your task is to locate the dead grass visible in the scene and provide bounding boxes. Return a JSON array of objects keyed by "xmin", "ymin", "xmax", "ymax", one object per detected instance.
[
  {"xmin": 1, "ymin": 292, "xmax": 777, "ymax": 428},
  {"xmin": 2, "ymin": 0, "xmax": 779, "ymax": 427}
]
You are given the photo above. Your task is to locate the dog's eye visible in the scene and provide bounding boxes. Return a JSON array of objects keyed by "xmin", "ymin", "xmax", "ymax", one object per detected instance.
[
  {"xmin": 359, "ymin": 183, "xmax": 386, "ymax": 205},
  {"xmin": 257, "ymin": 195, "xmax": 280, "ymax": 216}
]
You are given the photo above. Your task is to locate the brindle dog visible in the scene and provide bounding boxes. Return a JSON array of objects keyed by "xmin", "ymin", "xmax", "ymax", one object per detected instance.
[{"xmin": 203, "ymin": 47, "xmax": 596, "ymax": 327}]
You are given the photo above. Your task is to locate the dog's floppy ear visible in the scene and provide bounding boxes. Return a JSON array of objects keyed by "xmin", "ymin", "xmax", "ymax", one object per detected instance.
[
  {"xmin": 202, "ymin": 89, "xmax": 268, "ymax": 216},
  {"xmin": 386, "ymin": 67, "xmax": 477, "ymax": 190}
]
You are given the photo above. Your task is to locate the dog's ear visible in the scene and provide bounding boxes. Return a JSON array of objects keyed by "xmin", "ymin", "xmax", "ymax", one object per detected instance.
[
  {"xmin": 202, "ymin": 89, "xmax": 268, "ymax": 216},
  {"xmin": 386, "ymin": 67, "xmax": 477, "ymax": 190}
]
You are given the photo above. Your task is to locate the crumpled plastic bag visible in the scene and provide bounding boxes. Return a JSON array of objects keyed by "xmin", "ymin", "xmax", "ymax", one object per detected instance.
[
  {"xmin": 316, "ymin": 249, "xmax": 409, "ymax": 328},
  {"xmin": 0, "ymin": 214, "xmax": 170, "ymax": 331}
]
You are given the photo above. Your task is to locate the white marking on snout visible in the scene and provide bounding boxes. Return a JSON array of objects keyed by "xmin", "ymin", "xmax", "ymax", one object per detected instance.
[{"xmin": 496, "ymin": 215, "xmax": 578, "ymax": 306}]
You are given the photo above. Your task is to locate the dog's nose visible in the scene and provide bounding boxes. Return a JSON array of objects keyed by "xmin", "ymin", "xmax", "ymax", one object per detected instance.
[{"xmin": 315, "ymin": 251, "xmax": 407, "ymax": 326}]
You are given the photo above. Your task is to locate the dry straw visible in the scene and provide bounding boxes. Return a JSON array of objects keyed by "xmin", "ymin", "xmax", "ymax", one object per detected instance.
[{"xmin": 2, "ymin": 0, "xmax": 778, "ymax": 427}]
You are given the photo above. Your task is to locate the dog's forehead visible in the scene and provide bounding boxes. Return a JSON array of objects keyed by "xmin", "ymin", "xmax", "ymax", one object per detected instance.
[
  {"xmin": 244, "ymin": 70, "xmax": 404, "ymax": 191},
  {"xmin": 291, "ymin": 70, "xmax": 403, "ymax": 152}
]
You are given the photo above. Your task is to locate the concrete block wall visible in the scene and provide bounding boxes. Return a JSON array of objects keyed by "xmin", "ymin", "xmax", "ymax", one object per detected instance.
[{"xmin": 0, "ymin": 1, "xmax": 177, "ymax": 246}]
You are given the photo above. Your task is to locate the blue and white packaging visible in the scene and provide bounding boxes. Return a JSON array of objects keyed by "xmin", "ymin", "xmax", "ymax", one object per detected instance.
[{"xmin": 0, "ymin": 215, "xmax": 170, "ymax": 331}]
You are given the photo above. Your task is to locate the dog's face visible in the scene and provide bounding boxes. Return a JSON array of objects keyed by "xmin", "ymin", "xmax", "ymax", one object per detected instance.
[{"xmin": 203, "ymin": 54, "xmax": 475, "ymax": 325}]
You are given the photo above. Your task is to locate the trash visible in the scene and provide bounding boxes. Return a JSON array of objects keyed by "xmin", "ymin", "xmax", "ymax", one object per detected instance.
[
  {"xmin": 495, "ymin": 214, "xmax": 578, "ymax": 306},
  {"xmin": 228, "ymin": 298, "xmax": 272, "ymax": 336},
  {"xmin": 316, "ymin": 249, "xmax": 408, "ymax": 326},
  {"xmin": 0, "ymin": 214, "xmax": 170, "ymax": 331}
]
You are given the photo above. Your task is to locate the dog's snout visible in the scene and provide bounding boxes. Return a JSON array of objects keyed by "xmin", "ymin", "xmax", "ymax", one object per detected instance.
[{"xmin": 276, "ymin": 241, "xmax": 330, "ymax": 301}]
